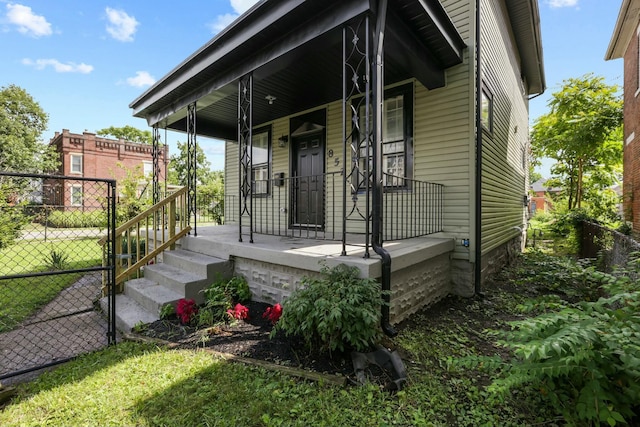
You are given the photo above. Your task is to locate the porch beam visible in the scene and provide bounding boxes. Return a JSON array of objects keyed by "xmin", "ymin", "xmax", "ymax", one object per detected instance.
[
  {"xmin": 385, "ymin": 10, "xmax": 446, "ymax": 89},
  {"xmin": 186, "ymin": 102, "xmax": 198, "ymax": 236}
]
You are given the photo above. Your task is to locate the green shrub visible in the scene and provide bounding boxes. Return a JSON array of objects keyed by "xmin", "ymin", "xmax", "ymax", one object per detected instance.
[
  {"xmin": 273, "ymin": 263, "xmax": 386, "ymax": 352},
  {"xmin": 225, "ymin": 276, "xmax": 251, "ymax": 302},
  {"xmin": 0, "ymin": 184, "xmax": 30, "ymax": 250},
  {"xmin": 121, "ymin": 236, "xmax": 146, "ymax": 262},
  {"xmin": 47, "ymin": 210, "xmax": 106, "ymax": 228}
]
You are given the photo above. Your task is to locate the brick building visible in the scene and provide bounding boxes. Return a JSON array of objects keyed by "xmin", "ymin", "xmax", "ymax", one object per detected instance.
[
  {"xmin": 529, "ymin": 178, "xmax": 561, "ymax": 216},
  {"xmin": 606, "ymin": 0, "xmax": 640, "ymax": 231},
  {"xmin": 44, "ymin": 129, "xmax": 168, "ymax": 209}
]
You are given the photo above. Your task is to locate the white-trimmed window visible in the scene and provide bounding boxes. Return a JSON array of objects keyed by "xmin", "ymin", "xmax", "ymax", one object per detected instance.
[
  {"xmin": 481, "ymin": 84, "xmax": 494, "ymax": 133},
  {"xmin": 143, "ymin": 161, "xmax": 153, "ymax": 177},
  {"xmin": 356, "ymin": 84, "xmax": 414, "ymax": 188},
  {"xmin": 252, "ymin": 128, "xmax": 271, "ymax": 195},
  {"xmin": 70, "ymin": 153, "xmax": 83, "ymax": 174},
  {"xmin": 70, "ymin": 184, "xmax": 83, "ymax": 206}
]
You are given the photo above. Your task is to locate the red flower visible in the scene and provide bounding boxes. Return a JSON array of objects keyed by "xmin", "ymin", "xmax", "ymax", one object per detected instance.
[
  {"xmin": 262, "ymin": 303, "xmax": 282, "ymax": 324},
  {"xmin": 176, "ymin": 298, "xmax": 198, "ymax": 324},
  {"xmin": 227, "ymin": 303, "xmax": 249, "ymax": 320}
]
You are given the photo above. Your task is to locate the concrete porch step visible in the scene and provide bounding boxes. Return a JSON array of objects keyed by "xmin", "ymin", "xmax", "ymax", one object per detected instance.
[
  {"xmin": 163, "ymin": 249, "xmax": 233, "ymax": 280},
  {"xmin": 143, "ymin": 262, "xmax": 210, "ymax": 304},
  {"xmin": 125, "ymin": 278, "xmax": 183, "ymax": 317},
  {"xmin": 100, "ymin": 294, "xmax": 159, "ymax": 333}
]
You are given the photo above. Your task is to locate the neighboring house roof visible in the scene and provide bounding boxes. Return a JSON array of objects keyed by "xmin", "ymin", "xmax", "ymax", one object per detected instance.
[
  {"xmin": 605, "ymin": 0, "xmax": 640, "ymax": 60},
  {"xmin": 130, "ymin": 0, "xmax": 543, "ymax": 140},
  {"xmin": 530, "ymin": 179, "xmax": 561, "ymax": 193}
]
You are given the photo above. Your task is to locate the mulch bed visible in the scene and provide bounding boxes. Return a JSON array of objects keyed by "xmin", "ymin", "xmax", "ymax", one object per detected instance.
[{"xmin": 136, "ymin": 300, "xmax": 399, "ymax": 386}]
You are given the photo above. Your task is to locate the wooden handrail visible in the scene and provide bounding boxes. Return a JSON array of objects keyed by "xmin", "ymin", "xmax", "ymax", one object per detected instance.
[
  {"xmin": 98, "ymin": 186, "xmax": 187, "ymax": 246},
  {"xmin": 101, "ymin": 186, "xmax": 190, "ymax": 294}
]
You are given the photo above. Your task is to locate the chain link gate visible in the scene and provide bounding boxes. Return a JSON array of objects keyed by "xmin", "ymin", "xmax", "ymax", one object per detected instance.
[{"xmin": 0, "ymin": 172, "xmax": 116, "ymax": 382}]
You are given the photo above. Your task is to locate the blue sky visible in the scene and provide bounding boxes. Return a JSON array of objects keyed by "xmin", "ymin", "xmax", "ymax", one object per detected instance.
[{"xmin": 0, "ymin": 0, "xmax": 624, "ymax": 174}]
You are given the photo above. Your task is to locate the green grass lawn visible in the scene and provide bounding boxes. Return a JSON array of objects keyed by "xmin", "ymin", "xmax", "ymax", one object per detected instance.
[
  {"xmin": 0, "ymin": 341, "xmax": 537, "ymax": 427},
  {"xmin": 0, "ymin": 238, "xmax": 103, "ymax": 332}
]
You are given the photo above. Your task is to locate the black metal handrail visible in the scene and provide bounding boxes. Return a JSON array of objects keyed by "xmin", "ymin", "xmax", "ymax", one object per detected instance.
[
  {"xmin": 237, "ymin": 171, "xmax": 444, "ymax": 242},
  {"xmin": 382, "ymin": 173, "xmax": 444, "ymax": 241}
]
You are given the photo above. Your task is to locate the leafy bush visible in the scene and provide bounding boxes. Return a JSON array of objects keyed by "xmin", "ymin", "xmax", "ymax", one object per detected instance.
[
  {"xmin": 273, "ymin": 263, "xmax": 386, "ymax": 352},
  {"xmin": 121, "ymin": 236, "xmax": 146, "ymax": 262},
  {"xmin": 46, "ymin": 210, "xmax": 106, "ymax": 228},
  {"xmin": 0, "ymin": 184, "xmax": 30, "ymax": 250},
  {"xmin": 224, "ymin": 276, "xmax": 251, "ymax": 302},
  {"xmin": 466, "ymin": 256, "xmax": 640, "ymax": 426}
]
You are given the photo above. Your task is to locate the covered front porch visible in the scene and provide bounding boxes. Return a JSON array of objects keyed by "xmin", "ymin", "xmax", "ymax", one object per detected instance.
[
  {"xmin": 127, "ymin": 0, "xmax": 466, "ymax": 329},
  {"xmin": 175, "ymin": 225, "xmax": 454, "ymax": 324}
]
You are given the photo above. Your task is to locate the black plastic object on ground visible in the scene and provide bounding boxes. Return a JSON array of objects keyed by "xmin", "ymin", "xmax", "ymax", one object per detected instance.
[{"xmin": 351, "ymin": 345, "xmax": 407, "ymax": 391}]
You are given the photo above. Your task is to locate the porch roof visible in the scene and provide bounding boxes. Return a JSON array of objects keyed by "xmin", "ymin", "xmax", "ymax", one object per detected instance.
[{"xmin": 129, "ymin": 0, "xmax": 466, "ymax": 140}]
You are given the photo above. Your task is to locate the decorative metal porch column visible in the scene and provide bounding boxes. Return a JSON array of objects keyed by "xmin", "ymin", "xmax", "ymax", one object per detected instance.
[
  {"xmin": 342, "ymin": 16, "xmax": 373, "ymax": 257},
  {"xmin": 186, "ymin": 102, "xmax": 198, "ymax": 236},
  {"xmin": 238, "ymin": 74, "xmax": 253, "ymax": 243},
  {"xmin": 152, "ymin": 125, "xmax": 161, "ymax": 205}
]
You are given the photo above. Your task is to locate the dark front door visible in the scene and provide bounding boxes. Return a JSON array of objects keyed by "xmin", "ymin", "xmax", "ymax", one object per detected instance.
[{"xmin": 292, "ymin": 132, "xmax": 325, "ymax": 227}]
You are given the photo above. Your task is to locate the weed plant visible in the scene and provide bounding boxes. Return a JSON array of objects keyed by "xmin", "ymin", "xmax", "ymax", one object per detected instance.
[
  {"xmin": 45, "ymin": 246, "xmax": 69, "ymax": 270},
  {"xmin": 196, "ymin": 275, "xmax": 251, "ymax": 327}
]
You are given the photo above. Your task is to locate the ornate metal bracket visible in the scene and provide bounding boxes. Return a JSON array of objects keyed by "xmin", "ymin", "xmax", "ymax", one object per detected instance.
[
  {"xmin": 238, "ymin": 74, "xmax": 253, "ymax": 243},
  {"xmin": 187, "ymin": 102, "xmax": 197, "ymax": 236},
  {"xmin": 152, "ymin": 125, "xmax": 161, "ymax": 205},
  {"xmin": 342, "ymin": 15, "xmax": 373, "ymax": 257}
]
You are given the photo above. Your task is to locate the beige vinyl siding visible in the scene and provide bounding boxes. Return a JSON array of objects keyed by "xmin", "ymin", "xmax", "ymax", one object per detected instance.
[
  {"xmin": 479, "ymin": 0, "xmax": 529, "ymax": 254},
  {"xmin": 414, "ymin": 0, "xmax": 473, "ymax": 261},
  {"xmin": 224, "ymin": 140, "xmax": 239, "ymax": 223}
]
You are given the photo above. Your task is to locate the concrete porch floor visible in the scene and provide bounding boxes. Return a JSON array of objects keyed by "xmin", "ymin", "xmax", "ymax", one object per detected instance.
[{"xmin": 179, "ymin": 224, "xmax": 455, "ymax": 279}]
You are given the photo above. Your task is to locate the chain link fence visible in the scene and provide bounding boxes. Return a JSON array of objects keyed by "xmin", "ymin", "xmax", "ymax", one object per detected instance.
[{"xmin": 0, "ymin": 172, "xmax": 116, "ymax": 382}]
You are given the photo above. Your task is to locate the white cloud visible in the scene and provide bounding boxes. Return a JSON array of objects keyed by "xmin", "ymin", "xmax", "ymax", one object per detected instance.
[
  {"xmin": 126, "ymin": 71, "xmax": 156, "ymax": 87},
  {"xmin": 546, "ymin": 0, "xmax": 579, "ymax": 8},
  {"xmin": 209, "ymin": 0, "xmax": 259, "ymax": 34},
  {"xmin": 6, "ymin": 3, "xmax": 52, "ymax": 37},
  {"xmin": 208, "ymin": 13, "xmax": 237, "ymax": 34},
  {"xmin": 22, "ymin": 58, "xmax": 93, "ymax": 74},
  {"xmin": 230, "ymin": 0, "xmax": 259, "ymax": 14},
  {"xmin": 105, "ymin": 7, "xmax": 138, "ymax": 42}
]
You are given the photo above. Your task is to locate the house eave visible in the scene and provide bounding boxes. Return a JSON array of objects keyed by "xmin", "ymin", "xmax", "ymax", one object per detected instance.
[{"xmin": 504, "ymin": 0, "xmax": 546, "ymax": 95}]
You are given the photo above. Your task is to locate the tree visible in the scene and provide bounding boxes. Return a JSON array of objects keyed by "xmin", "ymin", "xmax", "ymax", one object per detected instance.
[
  {"xmin": 0, "ymin": 84, "xmax": 57, "ymax": 173},
  {"xmin": 96, "ymin": 125, "xmax": 153, "ymax": 145},
  {"xmin": 531, "ymin": 74, "xmax": 622, "ymax": 211},
  {"xmin": 167, "ymin": 141, "xmax": 213, "ymax": 186}
]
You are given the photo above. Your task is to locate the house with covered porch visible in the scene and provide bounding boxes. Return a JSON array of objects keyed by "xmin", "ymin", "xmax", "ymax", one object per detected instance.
[{"xmin": 118, "ymin": 0, "xmax": 544, "ymax": 332}]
